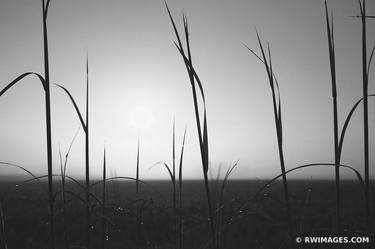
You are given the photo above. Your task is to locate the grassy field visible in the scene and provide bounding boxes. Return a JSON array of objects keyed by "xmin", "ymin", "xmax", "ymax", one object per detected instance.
[{"xmin": 0, "ymin": 179, "xmax": 373, "ymax": 249}]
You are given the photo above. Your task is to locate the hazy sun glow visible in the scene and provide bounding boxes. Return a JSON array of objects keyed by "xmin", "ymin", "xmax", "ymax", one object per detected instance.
[{"xmin": 128, "ymin": 105, "xmax": 156, "ymax": 131}]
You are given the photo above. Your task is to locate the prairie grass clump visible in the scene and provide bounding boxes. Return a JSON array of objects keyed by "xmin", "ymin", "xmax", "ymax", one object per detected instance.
[
  {"xmin": 58, "ymin": 128, "xmax": 80, "ymax": 249},
  {"xmin": 214, "ymin": 162, "xmax": 238, "ymax": 249},
  {"xmin": 151, "ymin": 121, "xmax": 187, "ymax": 249}
]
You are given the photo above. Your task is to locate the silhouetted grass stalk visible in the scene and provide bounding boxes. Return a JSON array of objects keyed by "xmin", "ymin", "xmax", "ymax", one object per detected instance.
[
  {"xmin": 359, "ymin": 0, "xmax": 370, "ymax": 231},
  {"xmin": 232, "ymin": 89, "xmax": 375, "ymax": 234},
  {"xmin": 178, "ymin": 127, "xmax": 187, "ymax": 249},
  {"xmin": 151, "ymin": 123, "xmax": 186, "ymax": 249},
  {"xmin": 101, "ymin": 148, "xmax": 107, "ymax": 249},
  {"xmin": 135, "ymin": 137, "xmax": 140, "ymax": 249},
  {"xmin": 165, "ymin": 3, "xmax": 216, "ymax": 248},
  {"xmin": 56, "ymin": 55, "xmax": 91, "ymax": 249},
  {"xmin": 58, "ymin": 128, "xmax": 79, "ymax": 249},
  {"xmin": 324, "ymin": 1, "xmax": 341, "ymax": 233},
  {"xmin": 245, "ymin": 33, "xmax": 294, "ymax": 245},
  {"xmin": 42, "ymin": 1, "xmax": 55, "ymax": 246},
  {"xmin": 215, "ymin": 162, "xmax": 237, "ymax": 248},
  {"xmin": 151, "ymin": 165, "xmax": 176, "ymax": 246},
  {"xmin": 172, "ymin": 121, "xmax": 177, "ymax": 249}
]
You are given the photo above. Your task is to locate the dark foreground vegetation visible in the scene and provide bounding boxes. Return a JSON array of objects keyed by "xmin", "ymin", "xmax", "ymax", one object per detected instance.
[{"xmin": 0, "ymin": 180, "xmax": 374, "ymax": 249}]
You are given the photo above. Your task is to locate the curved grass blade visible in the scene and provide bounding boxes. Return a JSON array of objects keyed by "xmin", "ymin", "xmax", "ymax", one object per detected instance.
[
  {"xmin": 91, "ymin": 177, "xmax": 147, "ymax": 187},
  {"xmin": 0, "ymin": 72, "xmax": 46, "ymax": 96},
  {"xmin": 150, "ymin": 162, "xmax": 174, "ymax": 183},
  {"xmin": 0, "ymin": 162, "xmax": 47, "ymax": 195},
  {"xmin": 338, "ymin": 94, "xmax": 375, "ymax": 159},
  {"xmin": 215, "ymin": 161, "xmax": 238, "ymax": 247},
  {"xmin": 251, "ymin": 163, "xmax": 365, "ymax": 203},
  {"xmin": 55, "ymin": 84, "xmax": 86, "ymax": 132}
]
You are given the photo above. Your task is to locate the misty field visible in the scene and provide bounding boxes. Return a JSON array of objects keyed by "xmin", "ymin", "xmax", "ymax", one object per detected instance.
[{"xmin": 0, "ymin": 179, "xmax": 373, "ymax": 249}]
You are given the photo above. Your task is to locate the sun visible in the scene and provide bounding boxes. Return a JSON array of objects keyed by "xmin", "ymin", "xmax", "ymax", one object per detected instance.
[{"xmin": 128, "ymin": 105, "xmax": 155, "ymax": 131}]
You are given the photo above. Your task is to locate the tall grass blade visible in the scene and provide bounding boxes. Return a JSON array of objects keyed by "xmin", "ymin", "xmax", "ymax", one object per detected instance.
[
  {"xmin": 359, "ymin": 0, "xmax": 370, "ymax": 231},
  {"xmin": 248, "ymin": 33, "xmax": 294, "ymax": 245},
  {"xmin": 58, "ymin": 128, "xmax": 81, "ymax": 249},
  {"xmin": 165, "ymin": 5, "xmax": 216, "ymax": 247},
  {"xmin": 41, "ymin": 0, "xmax": 55, "ymax": 246},
  {"xmin": 56, "ymin": 56, "xmax": 91, "ymax": 248},
  {"xmin": 101, "ymin": 148, "xmax": 107, "ymax": 249},
  {"xmin": 85, "ymin": 54, "xmax": 91, "ymax": 249},
  {"xmin": 178, "ymin": 127, "xmax": 187, "ymax": 249},
  {"xmin": 0, "ymin": 1, "xmax": 54, "ymax": 245},
  {"xmin": 135, "ymin": 137, "xmax": 140, "ymax": 249},
  {"xmin": 59, "ymin": 148, "xmax": 69, "ymax": 249},
  {"xmin": 325, "ymin": 0, "xmax": 341, "ymax": 233},
  {"xmin": 172, "ymin": 121, "xmax": 177, "ymax": 249}
]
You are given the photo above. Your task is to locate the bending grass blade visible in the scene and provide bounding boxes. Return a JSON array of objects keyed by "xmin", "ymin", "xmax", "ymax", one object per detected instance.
[
  {"xmin": 0, "ymin": 73, "xmax": 46, "ymax": 95},
  {"xmin": 59, "ymin": 127, "xmax": 80, "ymax": 249},
  {"xmin": 253, "ymin": 163, "xmax": 365, "ymax": 201},
  {"xmin": 165, "ymin": 3, "xmax": 216, "ymax": 248},
  {"xmin": 55, "ymin": 55, "xmax": 91, "ymax": 249},
  {"xmin": 0, "ymin": 162, "xmax": 47, "ymax": 195},
  {"xmin": 245, "ymin": 33, "xmax": 294, "ymax": 246},
  {"xmin": 338, "ymin": 94, "xmax": 375, "ymax": 159},
  {"xmin": 215, "ymin": 161, "xmax": 238, "ymax": 249},
  {"xmin": 230, "ymin": 162, "xmax": 365, "ymax": 230}
]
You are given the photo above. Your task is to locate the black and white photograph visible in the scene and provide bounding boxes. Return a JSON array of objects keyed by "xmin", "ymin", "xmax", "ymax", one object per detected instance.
[{"xmin": 0, "ymin": 0, "xmax": 374, "ymax": 248}]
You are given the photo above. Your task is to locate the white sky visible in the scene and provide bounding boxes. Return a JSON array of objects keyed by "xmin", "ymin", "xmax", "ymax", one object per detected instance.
[{"xmin": 0, "ymin": 0, "xmax": 374, "ymax": 180}]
